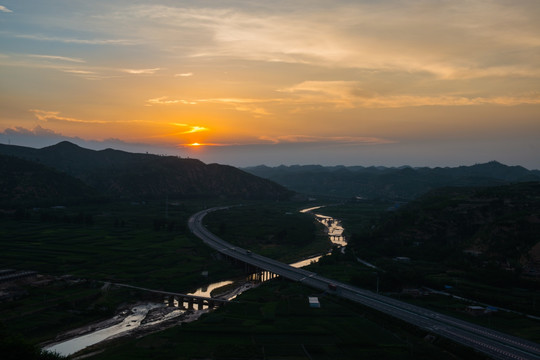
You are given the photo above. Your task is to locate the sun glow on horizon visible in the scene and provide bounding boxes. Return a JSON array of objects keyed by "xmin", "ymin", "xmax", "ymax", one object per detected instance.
[{"xmin": 1, "ymin": 1, "xmax": 539, "ymax": 168}]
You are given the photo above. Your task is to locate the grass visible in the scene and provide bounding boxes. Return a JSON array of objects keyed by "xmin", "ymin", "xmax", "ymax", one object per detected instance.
[
  {"xmin": 203, "ymin": 203, "xmax": 332, "ymax": 262},
  {"xmin": 0, "ymin": 280, "xmax": 135, "ymax": 344},
  {"xmin": 0, "ymin": 200, "xmax": 243, "ymax": 292}
]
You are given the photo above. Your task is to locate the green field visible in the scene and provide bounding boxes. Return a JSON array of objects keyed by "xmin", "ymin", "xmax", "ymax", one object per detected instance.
[
  {"xmin": 0, "ymin": 200, "xmax": 242, "ymax": 292},
  {"xmin": 0, "ymin": 200, "xmax": 240, "ymax": 349},
  {"xmin": 2, "ymin": 199, "xmax": 539, "ymax": 358},
  {"xmin": 0, "ymin": 200, "xmax": 332, "ymax": 349},
  {"xmin": 203, "ymin": 203, "xmax": 332, "ymax": 262}
]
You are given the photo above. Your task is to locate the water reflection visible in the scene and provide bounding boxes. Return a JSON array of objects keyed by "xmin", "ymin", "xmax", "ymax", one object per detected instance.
[
  {"xmin": 301, "ymin": 206, "xmax": 348, "ymax": 249},
  {"xmin": 188, "ymin": 280, "xmax": 233, "ymax": 297},
  {"xmin": 299, "ymin": 206, "xmax": 325, "ymax": 213},
  {"xmin": 289, "ymin": 254, "xmax": 325, "ymax": 268},
  {"xmin": 315, "ymin": 214, "xmax": 347, "ymax": 248}
]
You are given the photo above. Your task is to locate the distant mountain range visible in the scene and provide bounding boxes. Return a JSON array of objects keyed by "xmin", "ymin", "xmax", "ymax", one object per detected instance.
[
  {"xmin": 3, "ymin": 141, "xmax": 539, "ymax": 206},
  {"xmin": 244, "ymin": 163, "xmax": 540, "ymax": 200},
  {"xmin": 0, "ymin": 142, "xmax": 291, "ymax": 206}
]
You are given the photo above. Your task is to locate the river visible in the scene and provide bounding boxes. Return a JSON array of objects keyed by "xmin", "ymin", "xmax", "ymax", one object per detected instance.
[
  {"xmin": 301, "ymin": 205, "xmax": 347, "ymax": 249},
  {"xmin": 43, "ymin": 206, "xmax": 346, "ymax": 357}
]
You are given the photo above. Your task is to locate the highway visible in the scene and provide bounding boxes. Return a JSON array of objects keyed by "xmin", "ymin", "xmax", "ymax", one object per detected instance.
[{"xmin": 189, "ymin": 207, "xmax": 540, "ymax": 360}]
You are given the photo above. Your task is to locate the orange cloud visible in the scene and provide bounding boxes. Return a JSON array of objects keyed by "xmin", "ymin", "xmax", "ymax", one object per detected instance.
[
  {"xmin": 146, "ymin": 97, "xmax": 197, "ymax": 105},
  {"xmin": 30, "ymin": 109, "xmax": 108, "ymax": 124},
  {"xmin": 280, "ymin": 81, "xmax": 540, "ymax": 109}
]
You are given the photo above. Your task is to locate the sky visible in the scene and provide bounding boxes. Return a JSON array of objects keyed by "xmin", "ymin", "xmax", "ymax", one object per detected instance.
[{"xmin": 1, "ymin": 0, "xmax": 539, "ymax": 169}]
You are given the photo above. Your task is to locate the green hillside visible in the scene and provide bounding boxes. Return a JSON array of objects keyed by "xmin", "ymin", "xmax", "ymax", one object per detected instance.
[{"xmin": 353, "ymin": 182, "xmax": 540, "ymax": 282}]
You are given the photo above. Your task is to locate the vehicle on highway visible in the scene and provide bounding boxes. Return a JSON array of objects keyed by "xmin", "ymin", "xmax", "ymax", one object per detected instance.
[{"xmin": 328, "ymin": 283, "xmax": 337, "ymax": 291}]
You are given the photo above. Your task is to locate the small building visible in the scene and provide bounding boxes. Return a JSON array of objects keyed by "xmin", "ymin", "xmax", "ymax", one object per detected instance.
[
  {"xmin": 308, "ymin": 297, "xmax": 320, "ymax": 308},
  {"xmin": 466, "ymin": 305, "xmax": 485, "ymax": 316}
]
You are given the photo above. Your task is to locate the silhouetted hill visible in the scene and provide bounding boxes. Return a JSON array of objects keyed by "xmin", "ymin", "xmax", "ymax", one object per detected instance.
[
  {"xmin": 355, "ymin": 182, "xmax": 540, "ymax": 278},
  {"xmin": 244, "ymin": 162, "xmax": 540, "ymax": 199},
  {"xmin": 0, "ymin": 154, "xmax": 96, "ymax": 207},
  {"xmin": 0, "ymin": 142, "xmax": 291, "ymax": 201}
]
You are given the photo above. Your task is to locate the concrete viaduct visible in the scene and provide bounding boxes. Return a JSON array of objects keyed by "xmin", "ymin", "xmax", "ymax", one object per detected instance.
[{"xmin": 111, "ymin": 283, "xmax": 229, "ymax": 311}]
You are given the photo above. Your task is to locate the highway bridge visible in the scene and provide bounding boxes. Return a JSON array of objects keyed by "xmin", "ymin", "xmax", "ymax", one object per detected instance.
[
  {"xmin": 189, "ymin": 207, "xmax": 540, "ymax": 360},
  {"xmin": 110, "ymin": 282, "xmax": 229, "ymax": 310}
]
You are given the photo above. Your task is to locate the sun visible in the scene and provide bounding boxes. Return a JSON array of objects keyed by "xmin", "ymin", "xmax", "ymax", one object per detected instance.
[{"xmin": 190, "ymin": 142, "xmax": 201, "ymax": 147}]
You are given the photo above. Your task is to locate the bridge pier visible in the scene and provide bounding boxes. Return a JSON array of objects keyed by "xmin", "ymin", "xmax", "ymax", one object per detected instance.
[
  {"xmin": 178, "ymin": 298, "xmax": 186, "ymax": 310},
  {"xmin": 245, "ymin": 268, "xmax": 278, "ymax": 283},
  {"xmin": 163, "ymin": 295, "xmax": 226, "ymax": 310}
]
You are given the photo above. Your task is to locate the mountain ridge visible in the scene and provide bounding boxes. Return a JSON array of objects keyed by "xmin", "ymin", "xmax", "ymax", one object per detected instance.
[
  {"xmin": 244, "ymin": 162, "xmax": 540, "ymax": 199},
  {"xmin": 0, "ymin": 142, "xmax": 292, "ymax": 202}
]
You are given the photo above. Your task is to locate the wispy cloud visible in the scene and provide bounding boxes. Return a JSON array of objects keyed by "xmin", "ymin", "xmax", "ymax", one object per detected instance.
[
  {"xmin": 146, "ymin": 96, "xmax": 196, "ymax": 105},
  {"xmin": 175, "ymin": 72, "xmax": 193, "ymax": 77},
  {"xmin": 122, "ymin": 67, "xmax": 161, "ymax": 74},
  {"xmin": 61, "ymin": 69, "xmax": 105, "ymax": 80},
  {"xmin": 15, "ymin": 33, "xmax": 136, "ymax": 45},
  {"xmin": 144, "ymin": 82, "xmax": 540, "ymax": 115},
  {"xmin": 169, "ymin": 123, "xmax": 208, "ymax": 134},
  {"xmin": 281, "ymin": 81, "xmax": 540, "ymax": 109},
  {"xmin": 146, "ymin": 96, "xmax": 272, "ymax": 116},
  {"xmin": 152, "ymin": 123, "xmax": 209, "ymax": 139},
  {"xmin": 182, "ymin": 126, "xmax": 207, "ymax": 134},
  {"xmin": 202, "ymin": 98, "xmax": 272, "ymax": 116},
  {"xmin": 0, "ymin": 53, "xmax": 118, "ymax": 80},
  {"xmin": 107, "ymin": 2, "xmax": 540, "ymax": 81},
  {"xmin": 30, "ymin": 109, "xmax": 108, "ymax": 124},
  {"xmin": 62, "ymin": 69, "xmax": 96, "ymax": 75},
  {"xmin": 0, "ymin": 5, "xmax": 12, "ymax": 13},
  {"xmin": 28, "ymin": 54, "xmax": 85, "ymax": 63}
]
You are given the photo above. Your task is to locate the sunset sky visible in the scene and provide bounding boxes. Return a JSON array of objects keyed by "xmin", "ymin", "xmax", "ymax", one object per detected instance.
[{"xmin": 1, "ymin": 1, "xmax": 539, "ymax": 168}]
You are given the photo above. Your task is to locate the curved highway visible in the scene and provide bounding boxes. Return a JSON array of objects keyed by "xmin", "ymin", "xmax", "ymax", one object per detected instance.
[{"xmin": 189, "ymin": 207, "xmax": 540, "ymax": 360}]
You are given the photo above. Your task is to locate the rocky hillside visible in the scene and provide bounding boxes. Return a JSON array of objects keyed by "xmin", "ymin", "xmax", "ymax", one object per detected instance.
[
  {"xmin": 0, "ymin": 142, "xmax": 292, "ymax": 201},
  {"xmin": 357, "ymin": 182, "xmax": 540, "ymax": 277}
]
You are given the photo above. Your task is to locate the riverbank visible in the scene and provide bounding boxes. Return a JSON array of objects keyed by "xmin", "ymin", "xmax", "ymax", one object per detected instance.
[
  {"xmin": 43, "ymin": 302, "xmax": 207, "ymax": 357},
  {"xmin": 43, "ymin": 279, "xmax": 262, "ymax": 357}
]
